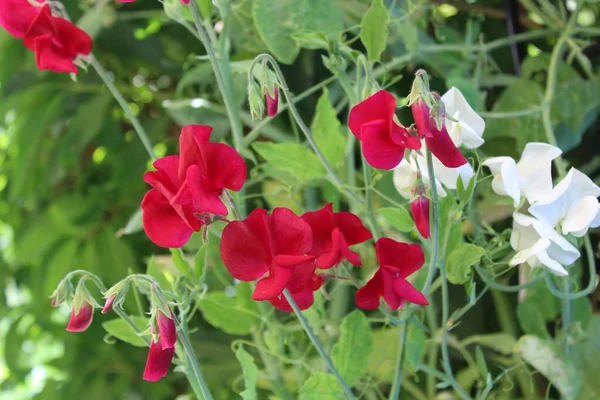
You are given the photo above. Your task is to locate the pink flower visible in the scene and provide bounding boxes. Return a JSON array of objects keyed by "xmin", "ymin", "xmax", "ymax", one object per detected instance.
[
  {"xmin": 66, "ymin": 301, "xmax": 94, "ymax": 332},
  {"xmin": 301, "ymin": 203, "xmax": 372, "ymax": 269},
  {"xmin": 411, "ymin": 98, "xmax": 466, "ymax": 168},
  {"xmin": 101, "ymin": 295, "xmax": 115, "ymax": 314},
  {"xmin": 348, "ymin": 90, "xmax": 420, "ymax": 170},
  {"xmin": 143, "ymin": 341, "xmax": 175, "ymax": 382},
  {"xmin": 266, "ymin": 86, "xmax": 279, "ymax": 117},
  {"xmin": 410, "ymin": 195, "xmax": 430, "ymax": 239},
  {"xmin": 356, "ymin": 238, "xmax": 428, "ymax": 310}
]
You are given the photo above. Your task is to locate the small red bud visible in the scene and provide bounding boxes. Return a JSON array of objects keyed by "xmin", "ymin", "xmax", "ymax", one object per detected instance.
[
  {"xmin": 101, "ymin": 295, "xmax": 116, "ymax": 314},
  {"xmin": 266, "ymin": 86, "xmax": 279, "ymax": 117},
  {"xmin": 66, "ymin": 302, "xmax": 94, "ymax": 332},
  {"xmin": 410, "ymin": 195, "xmax": 431, "ymax": 239}
]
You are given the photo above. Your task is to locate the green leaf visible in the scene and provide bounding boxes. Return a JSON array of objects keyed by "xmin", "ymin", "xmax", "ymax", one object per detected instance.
[
  {"xmin": 291, "ymin": 30, "xmax": 329, "ymax": 50},
  {"xmin": 517, "ymin": 301, "xmax": 550, "ymax": 338},
  {"xmin": 516, "ymin": 335, "xmax": 579, "ymax": 399},
  {"xmin": 198, "ymin": 292, "xmax": 260, "ymax": 335},
  {"xmin": 253, "ymin": 0, "xmax": 344, "ymax": 64},
  {"xmin": 463, "ymin": 333, "xmax": 516, "ymax": 355},
  {"xmin": 146, "ymin": 256, "xmax": 171, "ymax": 290},
  {"xmin": 378, "ymin": 207, "xmax": 414, "ymax": 232},
  {"xmin": 360, "ymin": 0, "xmax": 389, "ymax": 61},
  {"xmin": 475, "ymin": 346, "xmax": 489, "ymax": 380},
  {"xmin": 444, "ymin": 220, "xmax": 463, "ymax": 260},
  {"xmin": 405, "ymin": 326, "xmax": 426, "ymax": 370},
  {"xmin": 235, "ymin": 346, "xmax": 259, "ymax": 400},
  {"xmin": 193, "ymin": 244, "xmax": 208, "ymax": 281},
  {"xmin": 446, "ymin": 244, "xmax": 486, "ymax": 284},
  {"xmin": 116, "ymin": 208, "xmax": 143, "ymax": 237},
  {"xmin": 198, "ymin": 0, "xmax": 213, "ymax": 19},
  {"xmin": 253, "ymin": 142, "xmax": 326, "ymax": 182},
  {"xmin": 331, "ymin": 310, "xmax": 373, "ymax": 386},
  {"xmin": 102, "ymin": 317, "xmax": 149, "ymax": 347},
  {"xmin": 299, "ymin": 373, "xmax": 342, "ymax": 400},
  {"xmin": 311, "ymin": 88, "xmax": 345, "ymax": 168},
  {"xmin": 170, "ymin": 248, "xmax": 191, "ymax": 277}
]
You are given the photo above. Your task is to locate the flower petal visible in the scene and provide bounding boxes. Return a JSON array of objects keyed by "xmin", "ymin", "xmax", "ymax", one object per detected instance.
[
  {"xmin": 424, "ymin": 126, "xmax": 467, "ymax": 169},
  {"xmin": 376, "ymin": 238, "xmax": 425, "ymax": 278},
  {"xmin": 517, "ymin": 142, "xmax": 562, "ymax": 204},
  {"xmin": 410, "ymin": 196, "xmax": 430, "ymax": 239},
  {"xmin": 332, "ymin": 210, "xmax": 372, "ymax": 245},
  {"xmin": 355, "ymin": 269, "xmax": 384, "ymax": 310},
  {"xmin": 392, "ymin": 277, "xmax": 428, "ymax": 305},
  {"xmin": 143, "ymin": 341, "xmax": 175, "ymax": 382},
  {"xmin": 66, "ymin": 302, "xmax": 94, "ymax": 332},
  {"xmin": 252, "ymin": 266, "xmax": 294, "ymax": 300},
  {"xmin": 361, "ymin": 120, "xmax": 405, "ymax": 170},
  {"xmin": 562, "ymin": 196, "xmax": 600, "ymax": 237},
  {"xmin": 185, "ymin": 164, "xmax": 228, "ymax": 216},
  {"xmin": 141, "ymin": 189, "xmax": 195, "ymax": 248},
  {"xmin": 157, "ymin": 309, "xmax": 177, "ymax": 350},
  {"xmin": 392, "ymin": 159, "xmax": 418, "ymax": 199},
  {"xmin": 0, "ymin": 0, "xmax": 39, "ymax": 38},
  {"xmin": 441, "ymin": 87, "xmax": 485, "ymax": 148},
  {"xmin": 482, "ymin": 156, "xmax": 520, "ymax": 206},
  {"xmin": 266, "ymin": 208, "xmax": 313, "ymax": 256},
  {"xmin": 348, "ymin": 90, "xmax": 396, "ymax": 139}
]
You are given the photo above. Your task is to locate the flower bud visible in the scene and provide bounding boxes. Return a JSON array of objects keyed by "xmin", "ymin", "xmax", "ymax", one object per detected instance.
[
  {"xmin": 265, "ymin": 85, "xmax": 279, "ymax": 117},
  {"xmin": 143, "ymin": 341, "xmax": 175, "ymax": 382},
  {"xmin": 101, "ymin": 296, "xmax": 115, "ymax": 314},
  {"xmin": 248, "ymin": 81, "xmax": 265, "ymax": 120},
  {"xmin": 66, "ymin": 301, "xmax": 94, "ymax": 332},
  {"xmin": 156, "ymin": 309, "xmax": 177, "ymax": 349},
  {"xmin": 410, "ymin": 195, "xmax": 430, "ymax": 239},
  {"xmin": 50, "ymin": 280, "xmax": 71, "ymax": 308},
  {"xmin": 101, "ymin": 280, "xmax": 129, "ymax": 314}
]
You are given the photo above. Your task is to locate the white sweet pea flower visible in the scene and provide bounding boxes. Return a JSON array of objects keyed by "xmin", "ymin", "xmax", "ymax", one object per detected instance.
[
  {"xmin": 510, "ymin": 213, "xmax": 580, "ymax": 276},
  {"xmin": 529, "ymin": 168, "xmax": 600, "ymax": 237},
  {"xmin": 393, "ymin": 147, "xmax": 474, "ymax": 199},
  {"xmin": 441, "ymin": 87, "xmax": 485, "ymax": 149},
  {"xmin": 482, "ymin": 142, "xmax": 562, "ymax": 206}
]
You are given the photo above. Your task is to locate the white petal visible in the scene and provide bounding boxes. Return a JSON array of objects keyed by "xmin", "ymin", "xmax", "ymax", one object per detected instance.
[
  {"xmin": 441, "ymin": 87, "xmax": 485, "ymax": 142},
  {"xmin": 431, "ymin": 156, "xmax": 473, "ymax": 190},
  {"xmin": 483, "ymin": 157, "xmax": 520, "ymax": 206},
  {"xmin": 510, "ymin": 237, "xmax": 550, "ymax": 267},
  {"xmin": 529, "ymin": 168, "xmax": 600, "ymax": 227},
  {"xmin": 517, "ymin": 142, "xmax": 562, "ymax": 204},
  {"xmin": 457, "ymin": 122, "xmax": 485, "ymax": 149},
  {"xmin": 562, "ymin": 196, "xmax": 600, "ymax": 237},
  {"xmin": 510, "ymin": 213, "xmax": 540, "ymax": 250},
  {"xmin": 415, "ymin": 152, "xmax": 447, "ymax": 197},
  {"xmin": 393, "ymin": 159, "xmax": 417, "ymax": 200},
  {"xmin": 536, "ymin": 251, "xmax": 569, "ymax": 276}
]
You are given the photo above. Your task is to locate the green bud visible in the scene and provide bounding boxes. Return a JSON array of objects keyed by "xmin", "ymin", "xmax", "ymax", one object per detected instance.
[{"xmin": 248, "ymin": 81, "xmax": 265, "ymax": 120}]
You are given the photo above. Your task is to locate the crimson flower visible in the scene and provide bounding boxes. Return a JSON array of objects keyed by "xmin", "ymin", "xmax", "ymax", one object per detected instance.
[
  {"xmin": 411, "ymin": 98, "xmax": 466, "ymax": 168},
  {"xmin": 268, "ymin": 265, "xmax": 323, "ymax": 312},
  {"xmin": 220, "ymin": 208, "xmax": 316, "ymax": 306},
  {"xmin": 355, "ymin": 238, "xmax": 428, "ymax": 310},
  {"xmin": 156, "ymin": 309, "xmax": 177, "ymax": 350},
  {"xmin": 0, "ymin": 0, "xmax": 40, "ymax": 38},
  {"xmin": 348, "ymin": 90, "xmax": 420, "ymax": 170},
  {"xmin": 301, "ymin": 203, "xmax": 372, "ymax": 269},
  {"xmin": 142, "ymin": 124, "xmax": 246, "ymax": 248},
  {"xmin": 143, "ymin": 341, "xmax": 175, "ymax": 382},
  {"xmin": 410, "ymin": 195, "xmax": 430, "ymax": 239},
  {"xmin": 22, "ymin": 5, "xmax": 92, "ymax": 73},
  {"xmin": 66, "ymin": 301, "xmax": 94, "ymax": 332},
  {"xmin": 266, "ymin": 86, "xmax": 279, "ymax": 117}
]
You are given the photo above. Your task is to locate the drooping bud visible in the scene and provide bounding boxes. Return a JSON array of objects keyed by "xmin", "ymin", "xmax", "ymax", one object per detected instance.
[
  {"xmin": 156, "ymin": 309, "xmax": 177, "ymax": 349},
  {"xmin": 143, "ymin": 340, "xmax": 176, "ymax": 382},
  {"xmin": 101, "ymin": 280, "xmax": 129, "ymax": 314},
  {"xmin": 248, "ymin": 81, "xmax": 265, "ymax": 120},
  {"xmin": 265, "ymin": 85, "xmax": 279, "ymax": 117},
  {"xmin": 50, "ymin": 280, "xmax": 71, "ymax": 308},
  {"xmin": 148, "ymin": 284, "xmax": 177, "ymax": 349},
  {"xmin": 101, "ymin": 296, "xmax": 115, "ymax": 314},
  {"xmin": 410, "ymin": 195, "xmax": 431, "ymax": 239},
  {"xmin": 66, "ymin": 301, "xmax": 94, "ymax": 332}
]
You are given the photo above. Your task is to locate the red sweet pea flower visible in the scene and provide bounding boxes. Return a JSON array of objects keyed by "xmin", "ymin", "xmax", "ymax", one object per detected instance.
[
  {"xmin": 220, "ymin": 208, "xmax": 315, "ymax": 303},
  {"xmin": 0, "ymin": 0, "xmax": 40, "ymax": 38},
  {"xmin": 143, "ymin": 341, "xmax": 175, "ymax": 382},
  {"xmin": 268, "ymin": 263, "xmax": 323, "ymax": 312},
  {"xmin": 266, "ymin": 86, "xmax": 279, "ymax": 117},
  {"xmin": 355, "ymin": 238, "xmax": 428, "ymax": 310},
  {"xmin": 156, "ymin": 309, "xmax": 177, "ymax": 350},
  {"xmin": 142, "ymin": 125, "xmax": 246, "ymax": 248},
  {"xmin": 66, "ymin": 301, "xmax": 94, "ymax": 332},
  {"xmin": 301, "ymin": 203, "xmax": 372, "ymax": 269},
  {"xmin": 22, "ymin": 5, "xmax": 92, "ymax": 74},
  {"xmin": 348, "ymin": 90, "xmax": 420, "ymax": 170},
  {"xmin": 410, "ymin": 195, "xmax": 430, "ymax": 239},
  {"xmin": 411, "ymin": 98, "xmax": 466, "ymax": 168}
]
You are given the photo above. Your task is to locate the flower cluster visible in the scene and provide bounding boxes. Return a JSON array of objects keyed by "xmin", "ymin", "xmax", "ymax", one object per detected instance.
[
  {"xmin": 484, "ymin": 143, "xmax": 600, "ymax": 275},
  {"xmin": 0, "ymin": 1, "xmax": 92, "ymax": 73},
  {"xmin": 142, "ymin": 125, "xmax": 247, "ymax": 248}
]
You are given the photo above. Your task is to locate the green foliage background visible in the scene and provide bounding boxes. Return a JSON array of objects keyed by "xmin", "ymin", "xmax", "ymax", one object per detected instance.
[{"xmin": 1, "ymin": 0, "xmax": 600, "ymax": 399}]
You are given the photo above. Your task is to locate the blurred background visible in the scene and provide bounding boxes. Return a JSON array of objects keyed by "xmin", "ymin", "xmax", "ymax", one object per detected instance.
[{"xmin": 1, "ymin": 0, "xmax": 600, "ymax": 399}]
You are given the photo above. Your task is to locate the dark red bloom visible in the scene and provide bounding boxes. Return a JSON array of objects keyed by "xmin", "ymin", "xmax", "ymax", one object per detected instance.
[
  {"xmin": 142, "ymin": 125, "xmax": 246, "ymax": 248},
  {"xmin": 220, "ymin": 208, "xmax": 315, "ymax": 303},
  {"xmin": 266, "ymin": 86, "xmax": 279, "ymax": 117},
  {"xmin": 0, "ymin": 0, "xmax": 40, "ymax": 38},
  {"xmin": 101, "ymin": 295, "xmax": 115, "ymax": 314},
  {"xmin": 411, "ymin": 98, "xmax": 466, "ymax": 168},
  {"xmin": 410, "ymin": 195, "xmax": 430, "ymax": 239},
  {"xmin": 156, "ymin": 309, "xmax": 177, "ymax": 349},
  {"xmin": 22, "ymin": 5, "xmax": 92, "ymax": 73},
  {"xmin": 268, "ymin": 263, "xmax": 323, "ymax": 312},
  {"xmin": 66, "ymin": 301, "xmax": 94, "ymax": 332},
  {"xmin": 348, "ymin": 90, "xmax": 420, "ymax": 170},
  {"xmin": 301, "ymin": 203, "xmax": 372, "ymax": 269},
  {"xmin": 355, "ymin": 238, "xmax": 428, "ymax": 310},
  {"xmin": 143, "ymin": 341, "xmax": 175, "ymax": 382}
]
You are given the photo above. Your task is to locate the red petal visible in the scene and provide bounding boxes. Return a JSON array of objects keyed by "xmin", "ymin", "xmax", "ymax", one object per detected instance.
[
  {"xmin": 185, "ymin": 165, "xmax": 228, "ymax": 215},
  {"xmin": 355, "ymin": 269, "xmax": 384, "ymax": 310},
  {"xmin": 220, "ymin": 208, "xmax": 270, "ymax": 281},
  {"xmin": 348, "ymin": 90, "xmax": 396, "ymax": 139},
  {"xmin": 301, "ymin": 203, "xmax": 336, "ymax": 257},
  {"xmin": 266, "ymin": 87, "xmax": 279, "ymax": 117},
  {"xmin": 411, "ymin": 99, "xmax": 430, "ymax": 139},
  {"xmin": 381, "ymin": 267, "xmax": 402, "ymax": 310},
  {"xmin": 392, "ymin": 277, "xmax": 429, "ymax": 305},
  {"xmin": 197, "ymin": 141, "xmax": 247, "ymax": 192},
  {"xmin": 252, "ymin": 266, "xmax": 294, "ymax": 300},
  {"xmin": 143, "ymin": 341, "xmax": 175, "ymax": 382},
  {"xmin": 269, "ymin": 286, "xmax": 315, "ymax": 312},
  {"xmin": 157, "ymin": 309, "xmax": 177, "ymax": 349},
  {"xmin": 266, "ymin": 208, "xmax": 312, "ymax": 256},
  {"xmin": 272, "ymin": 254, "xmax": 315, "ymax": 268},
  {"xmin": 376, "ymin": 238, "xmax": 425, "ymax": 278},
  {"xmin": 425, "ymin": 128, "xmax": 467, "ymax": 168},
  {"xmin": 144, "ymin": 155, "xmax": 181, "ymax": 200},
  {"xmin": 361, "ymin": 120, "xmax": 405, "ymax": 170},
  {"xmin": 331, "ymin": 210, "xmax": 372, "ymax": 245},
  {"xmin": 410, "ymin": 196, "xmax": 431, "ymax": 239},
  {"xmin": 66, "ymin": 302, "xmax": 94, "ymax": 332},
  {"xmin": 0, "ymin": 0, "xmax": 39, "ymax": 38},
  {"xmin": 178, "ymin": 125, "xmax": 212, "ymax": 182},
  {"xmin": 141, "ymin": 189, "xmax": 195, "ymax": 248}
]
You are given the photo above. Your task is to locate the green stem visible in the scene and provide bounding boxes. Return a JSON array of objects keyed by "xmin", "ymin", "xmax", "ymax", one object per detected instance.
[
  {"xmin": 177, "ymin": 316, "xmax": 214, "ymax": 400},
  {"xmin": 361, "ymin": 152, "xmax": 382, "ymax": 240},
  {"xmin": 426, "ymin": 151, "xmax": 472, "ymax": 400},
  {"xmin": 425, "ymin": 305, "xmax": 439, "ymax": 398},
  {"xmin": 388, "ymin": 323, "xmax": 408, "ymax": 400},
  {"xmin": 187, "ymin": 0, "xmax": 246, "ymax": 216},
  {"xmin": 88, "ymin": 55, "xmax": 156, "ymax": 161},
  {"xmin": 283, "ymin": 289, "xmax": 355, "ymax": 399}
]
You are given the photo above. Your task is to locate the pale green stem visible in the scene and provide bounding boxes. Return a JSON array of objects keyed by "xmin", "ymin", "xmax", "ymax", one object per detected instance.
[
  {"xmin": 283, "ymin": 289, "xmax": 355, "ymax": 399},
  {"xmin": 426, "ymin": 151, "xmax": 472, "ymax": 400},
  {"xmin": 362, "ymin": 159, "xmax": 382, "ymax": 240},
  {"xmin": 388, "ymin": 323, "xmax": 408, "ymax": 400},
  {"xmin": 177, "ymin": 315, "xmax": 214, "ymax": 400}
]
